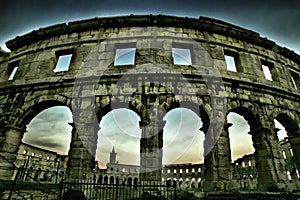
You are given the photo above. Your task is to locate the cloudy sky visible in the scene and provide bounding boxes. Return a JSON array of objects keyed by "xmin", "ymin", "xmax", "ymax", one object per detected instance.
[{"xmin": 4, "ymin": 0, "xmax": 295, "ymax": 165}]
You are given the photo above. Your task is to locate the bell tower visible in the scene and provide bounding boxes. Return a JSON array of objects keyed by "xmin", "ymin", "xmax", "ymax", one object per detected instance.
[{"xmin": 109, "ymin": 146, "xmax": 117, "ymax": 164}]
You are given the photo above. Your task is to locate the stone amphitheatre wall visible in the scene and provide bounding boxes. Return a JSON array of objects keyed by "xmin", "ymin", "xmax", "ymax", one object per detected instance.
[{"xmin": 0, "ymin": 15, "xmax": 299, "ymax": 192}]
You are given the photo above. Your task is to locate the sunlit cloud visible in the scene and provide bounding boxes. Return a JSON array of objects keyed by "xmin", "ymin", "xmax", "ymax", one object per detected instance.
[
  {"xmin": 22, "ymin": 106, "xmax": 73, "ymax": 155},
  {"xmin": 163, "ymin": 108, "xmax": 204, "ymax": 164}
]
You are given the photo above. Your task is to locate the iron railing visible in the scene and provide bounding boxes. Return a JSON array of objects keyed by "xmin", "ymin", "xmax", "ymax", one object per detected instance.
[{"xmin": 60, "ymin": 178, "xmax": 176, "ymax": 200}]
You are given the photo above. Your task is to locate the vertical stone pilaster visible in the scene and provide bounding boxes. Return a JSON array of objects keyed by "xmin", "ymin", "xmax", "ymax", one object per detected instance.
[
  {"xmin": 203, "ymin": 122, "xmax": 233, "ymax": 191},
  {"xmin": 219, "ymin": 123, "xmax": 233, "ymax": 180},
  {"xmin": 249, "ymin": 127, "xmax": 289, "ymax": 191},
  {"xmin": 139, "ymin": 100, "xmax": 165, "ymax": 182},
  {"xmin": 67, "ymin": 109, "xmax": 99, "ymax": 179},
  {"xmin": 203, "ymin": 122, "xmax": 220, "ymax": 182},
  {"xmin": 0, "ymin": 126, "xmax": 24, "ymax": 180},
  {"xmin": 139, "ymin": 119, "xmax": 165, "ymax": 182}
]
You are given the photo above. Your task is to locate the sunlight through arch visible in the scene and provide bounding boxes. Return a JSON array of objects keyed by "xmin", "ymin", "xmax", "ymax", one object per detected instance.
[
  {"xmin": 163, "ymin": 108, "xmax": 204, "ymax": 165},
  {"xmin": 274, "ymin": 119, "xmax": 288, "ymax": 141},
  {"xmin": 96, "ymin": 108, "xmax": 141, "ymax": 167},
  {"xmin": 227, "ymin": 112, "xmax": 255, "ymax": 162},
  {"xmin": 22, "ymin": 106, "xmax": 73, "ymax": 155}
]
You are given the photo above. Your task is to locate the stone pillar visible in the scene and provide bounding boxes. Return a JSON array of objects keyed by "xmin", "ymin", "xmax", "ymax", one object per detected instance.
[
  {"xmin": 203, "ymin": 122, "xmax": 219, "ymax": 182},
  {"xmin": 219, "ymin": 123, "xmax": 233, "ymax": 180},
  {"xmin": 139, "ymin": 104, "xmax": 165, "ymax": 182},
  {"xmin": 67, "ymin": 113, "xmax": 99, "ymax": 179},
  {"xmin": 249, "ymin": 127, "xmax": 289, "ymax": 191},
  {"xmin": 203, "ymin": 123, "xmax": 233, "ymax": 191},
  {"xmin": 0, "ymin": 126, "xmax": 24, "ymax": 180}
]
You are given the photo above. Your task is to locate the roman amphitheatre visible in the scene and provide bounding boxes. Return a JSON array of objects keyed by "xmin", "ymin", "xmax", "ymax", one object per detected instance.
[{"xmin": 0, "ymin": 14, "xmax": 300, "ymax": 199}]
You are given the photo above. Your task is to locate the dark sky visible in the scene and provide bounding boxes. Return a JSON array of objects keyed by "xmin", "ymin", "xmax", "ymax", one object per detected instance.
[{"xmin": 1, "ymin": 0, "xmax": 300, "ymax": 54}]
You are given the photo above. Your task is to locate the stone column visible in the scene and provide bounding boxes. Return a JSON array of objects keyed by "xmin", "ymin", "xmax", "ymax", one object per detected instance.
[
  {"xmin": 139, "ymin": 104, "xmax": 165, "ymax": 182},
  {"xmin": 203, "ymin": 123, "xmax": 233, "ymax": 191},
  {"xmin": 203, "ymin": 122, "xmax": 219, "ymax": 183},
  {"xmin": 249, "ymin": 127, "xmax": 289, "ymax": 191},
  {"xmin": 67, "ymin": 109, "xmax": 99, "ymax": 179},
  {"xmin": 0, "ymin": 126, "xmax": 24, "ymax": 180},
  {"xmin": 219, "ymin": 123, "xmax": 233, "ymax": 180}
]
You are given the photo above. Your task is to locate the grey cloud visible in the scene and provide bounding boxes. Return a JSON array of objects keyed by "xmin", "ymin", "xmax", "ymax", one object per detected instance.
[
  {"xmin": 23, "ymin": 137, "xmax": 67, "ymax": 153},
  {"xmin": 27, "ymin": 121, "xmax": 72, "ymax": 138}
]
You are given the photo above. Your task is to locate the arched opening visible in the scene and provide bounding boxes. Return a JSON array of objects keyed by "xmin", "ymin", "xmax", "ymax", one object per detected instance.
[
  {"xmin": 163, "ymin": 107, "xmax": 205, "ymax": 165},
  {"xmin": 227, "ymin": 107, "xmax": 258, "ymax": 189},
  {"xmin": 104, "ymin": 175, "xmax": 108, "ymax": 184},
  {"xmin": 128, "ymin": 177, "xmax": 132, "ymax": 186},
  {"xmin": 275, "ymin": 113, "xmax": 299, "ymax": 137},
  {"xmin": 275, "ymin": 113, "xmax": 300, "ymax": 181},
  {"xmin": 96, "ymin": 108, "xmax": 141, "ymax": 170},
  {"xmin": 22, "ymin": 106, "xmax": 73, "ymax": 155},
  {"xmin": 110, "ymin": 176, "xmax": 114, "ymax": 184},
  {"xmin": 98, "ymin": 174, "xmax": 103, "ymax": 184},
  {"xmin": 17, "ymin": 105, "xmax": 72, "ymax": 182},
  {"xmin": 227, "ymin": 112, "xmax": 255, "ymax": 162},
  {"xmin": 274, "ymin": 119, "xmax": 288, "ymax": 142}
]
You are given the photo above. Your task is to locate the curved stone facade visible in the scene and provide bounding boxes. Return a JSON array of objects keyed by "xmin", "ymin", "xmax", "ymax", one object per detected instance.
[{"xmin": 0, "ymin": 15, "xmax": 300, "ymax": 192}]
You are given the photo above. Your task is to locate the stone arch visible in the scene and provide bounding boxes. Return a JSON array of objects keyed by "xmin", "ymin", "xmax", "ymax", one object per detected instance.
[
  {"xmin": 128, "ymin": 177, "xmax": 132, "ymax": 186},
  {"xmin": 110, "ymin": 176, "xmax": 114, "ymax": 184},
  {"xmin": 167, "ymin": 101, "xmax": 210, "ymax": 134},
  {"xmin": 275, "ymin": 113, "xmax": 300, "ymax": 179},
  {"xmin": 104, "ymin": 175, "xmax": 108, "ymax": 184},
  {"xmin": 163, "ymin": 101, "xmax": 208, "ymax": 165},
  {"xmin": 229, "ymin": 106, "xmax": 261, "ymax": 131},
  {"xmin": 227, "ymin": 107, "xmax": 256, "ymax": 161},
  {"xmin": 0, "ymin": 99, "xmax": 72, "ymax": 180},
  {"xmin": 98, "ymin": 174, "xmax": 103, "ymax": 184},
  {"xmin": 275, "ymin": 113, "xmax": 300, "ymax": 137},
  {"xmin": 226, "ymin": 106, "xmax": 291, "ymax": 190},
  {"xmin": 96, "ymin": 102, "xmax": 142, "ymax": 123},
  {"xmin": 16, "ymin": 99, "xmax": 70, "ymax": 130},
  {"xmin": 95, "ymin": 103, "xmax": 142, "ymax": 166},
  {"xmin": 19, "ymin": 101, "xmax": 73, "ymax": 154},
  {"xmin": 133, "ymin": 177, "xmax": 138, "ymax": 188}
]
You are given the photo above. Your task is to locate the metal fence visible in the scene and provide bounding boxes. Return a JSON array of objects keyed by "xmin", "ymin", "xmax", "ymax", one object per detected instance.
[
  {"xmin": 0, "ymin": 154, "xmax": 60, "ymax": 200},
  {"xmin": 59, "ymin": 178, "xmax": 176, "ymax": 200}
]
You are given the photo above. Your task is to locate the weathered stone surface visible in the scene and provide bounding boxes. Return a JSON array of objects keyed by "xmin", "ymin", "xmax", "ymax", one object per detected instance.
[{"xmin": 0, "ymin": 15, "xmax": 299, "ymax": 192}]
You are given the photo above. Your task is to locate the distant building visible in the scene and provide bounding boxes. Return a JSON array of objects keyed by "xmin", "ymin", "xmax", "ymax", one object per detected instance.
[
  {"xmin": 95, "ymin": 142, "xmax": 299, "ymax": 190},
  {"xmin": 232, "ymin": 154, "xmax": 258, "ymax": 190},
  {"xmin": 13, "ymin": 142, "xmax": 67, "ymax": 182},
  {"xmin": 109, "ymin": 146, "xmax": 117, "ymax": 164},
  {"xmin": 280, "ymin": 138, "xmax": 299, "ymax": 180},
  {"xmin": 95, "ymin": 147, "xmax": 204, "ymax": 188},
  {"xmin": 12, "ymin": 138, "xmax": 297, "ymax": 189}
]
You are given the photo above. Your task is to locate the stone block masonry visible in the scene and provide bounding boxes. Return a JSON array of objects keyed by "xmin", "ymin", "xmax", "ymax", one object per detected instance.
[{"xmin": 0, "ymin": 14, "xmax": 299, "ymax": 192}]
